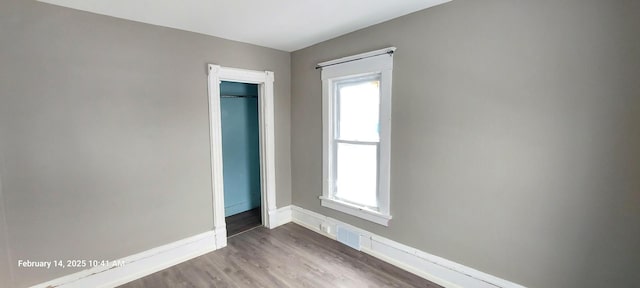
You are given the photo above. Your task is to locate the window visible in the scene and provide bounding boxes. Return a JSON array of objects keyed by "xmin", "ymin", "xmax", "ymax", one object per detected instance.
[{"xmin": 319, "ymin": 47, "xmax": 395, "ymax": 226}]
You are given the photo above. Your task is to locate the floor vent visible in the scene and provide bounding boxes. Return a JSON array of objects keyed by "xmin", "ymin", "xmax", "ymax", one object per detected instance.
[{"xmin": 336, "ymin": 226, "xmax": 360, "ymax": 250}]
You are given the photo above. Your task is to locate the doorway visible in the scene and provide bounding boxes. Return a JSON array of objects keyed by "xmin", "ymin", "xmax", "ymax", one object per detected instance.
[
  {"xmin": 207, "ymin": 64, "xmax": 277, "ymax": 249},
  {"xmin": 220, "ymin": 81, "xmax": 262, "ymax": 236}
]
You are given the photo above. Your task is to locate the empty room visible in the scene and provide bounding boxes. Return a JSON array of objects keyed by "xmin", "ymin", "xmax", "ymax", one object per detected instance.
[{"xmin": 1, "ymin": 0, "xmax": 638, "ymax": 287}]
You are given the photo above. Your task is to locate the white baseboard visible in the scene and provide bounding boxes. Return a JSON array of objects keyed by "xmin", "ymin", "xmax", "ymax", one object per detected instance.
[
  {"xmin": 31, "ymin": 205, "xmax": 524, "ymax": 288},
  {"xmin": 29, "ymin": 205, "xmax": 289, "ymax": 288},
  {"xmin": 213, "ymin": 226, "xmax": 227, "ymax": 249},
  {"xmin": 268, "ymin": 205, "xmax": 292, "ymax": 228},
  {"xmin": 31, "ymin": 231, "xmax": 218, "ymax": 288},
  {"xmin": 290, "ymin": 205, "xmax": 526, "ymax": 288}
]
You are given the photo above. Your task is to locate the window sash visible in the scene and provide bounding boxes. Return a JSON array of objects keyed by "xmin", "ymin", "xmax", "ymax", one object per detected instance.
[
  {"xmin": 333, "ymin": 74, "xmax": 381, "ymax": 143},
  {"xmin": 330, "ymin": 75, "xmax": 382, "ymax": 210},
  {"xmin": 331, "ymin": 140, "xmax": 380, "ymax": 211}
]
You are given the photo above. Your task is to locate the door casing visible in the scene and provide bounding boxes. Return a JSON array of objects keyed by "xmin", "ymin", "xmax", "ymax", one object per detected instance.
[{"xmin": 207, "ymin": 64, "xmax": 276, "ymax": 248}]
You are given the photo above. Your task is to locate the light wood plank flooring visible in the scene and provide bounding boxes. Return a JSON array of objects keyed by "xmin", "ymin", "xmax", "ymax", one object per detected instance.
[{"xmin": 119, "ymin": 223, "xmax": 441, "ymax": 288}]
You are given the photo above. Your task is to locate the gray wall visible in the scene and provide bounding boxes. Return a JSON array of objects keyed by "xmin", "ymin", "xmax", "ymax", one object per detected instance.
[
  {"xmin": 0, "ymin": 1, "xmax": 291, "ymax": 287},
  {"xmin": 291, "ymin": 1, "xmax": 640, "ymax": 287},
  {"xmin": 0, "ymin": 176, "xmax": 13, "ymax": 288}
]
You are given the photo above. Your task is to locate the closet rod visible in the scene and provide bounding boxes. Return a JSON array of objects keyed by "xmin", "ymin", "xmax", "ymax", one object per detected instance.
[{"xmin": 220, "ymin": 94, "xmax": 258, "ymax": 98}]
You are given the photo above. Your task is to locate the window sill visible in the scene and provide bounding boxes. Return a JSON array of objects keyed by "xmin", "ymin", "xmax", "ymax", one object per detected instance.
[{"xmin": 319, "ymin": 196, "xmax": 391, "ymax": 226}]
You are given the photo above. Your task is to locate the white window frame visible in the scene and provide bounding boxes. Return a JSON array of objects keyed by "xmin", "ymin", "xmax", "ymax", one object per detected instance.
[{"xmin": 319, "ymin": 47, "xmax": 395, "ymax": 226}]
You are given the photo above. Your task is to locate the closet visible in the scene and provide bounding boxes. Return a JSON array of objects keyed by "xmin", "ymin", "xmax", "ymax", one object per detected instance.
[{"xmin": 220, "ymin": 81, "xmax": 262, "ymax": 236}]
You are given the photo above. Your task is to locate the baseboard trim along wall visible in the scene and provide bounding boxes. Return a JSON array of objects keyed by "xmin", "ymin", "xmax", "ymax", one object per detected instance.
[
  {"xmin": 31, "ymin": 205, "xmax": 524, "ymax": 288},
  {"xmin": 268, "ymin": 205, "xmax": 292, "ymax": 228},
  {"xmin": 290, "ymin": 205, "xmax": 526, "ymax": 288},
  {"xmin": 31, "ymin": 231, "xmax": 217, "ymax": 288}
]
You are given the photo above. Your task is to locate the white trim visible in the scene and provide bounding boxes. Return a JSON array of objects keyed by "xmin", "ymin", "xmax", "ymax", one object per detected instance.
[
  {"xmin": 213, "ymin": 226, "xmax": 227, "ymax": 249},
  {"xmin": 268, "ymin": 206, "xmax": 292, "ymax": 228},
  {"xmin": 291, "ymin": 205, "xmax": 526, "ymax": 288},
  {"xmin": 207, "ymin": 64, "xmax": 227, "ymax": 248},
  {"xmin": 319, "ymin": 196, "xmax": 391, "ymax": 226},
  {"xmin": 321, "ymin": 48, "xmax": 394, "ymax": 226},
  {"xmin": 207, "ymin": 65, "xmax": 278, "ymax": 243},
  {"xmin": 31, "ymin": 231, "xmax": 217, "ymax": 288}
]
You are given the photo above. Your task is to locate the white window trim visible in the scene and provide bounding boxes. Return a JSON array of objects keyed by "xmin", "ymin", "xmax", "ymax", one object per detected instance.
[{"xmin": 320, "ymin": 47, "xmax": 395, "ymax": 226}]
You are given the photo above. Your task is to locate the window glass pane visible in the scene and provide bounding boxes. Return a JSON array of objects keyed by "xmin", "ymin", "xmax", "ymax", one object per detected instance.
[
  {"xmin": 337, "ymin": 77, "xmax": 380, "ymax": 142},
  {"xmin": 335, "ymin": 142, "xmax": 378, "ymax": 208}
]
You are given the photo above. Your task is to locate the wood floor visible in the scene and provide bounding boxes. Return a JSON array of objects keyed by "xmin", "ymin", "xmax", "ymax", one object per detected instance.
[
  {"xmin": 119, "ymin": 223, "xmax": 441, "ymax": 288},
  {"xmin": 226, "ymin": 207, "xmax": 262, "ymax": 237}
]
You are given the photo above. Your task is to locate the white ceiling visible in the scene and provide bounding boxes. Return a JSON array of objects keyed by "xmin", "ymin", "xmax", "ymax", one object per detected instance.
[{"xmin": 38, "ymin": 0, "xmax": 450, "ymax": 52}]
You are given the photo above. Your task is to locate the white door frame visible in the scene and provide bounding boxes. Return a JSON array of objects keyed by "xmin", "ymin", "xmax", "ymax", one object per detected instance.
[{"xmin": 207, "ymin": 64, "xmax": 277, "ymax": 249}]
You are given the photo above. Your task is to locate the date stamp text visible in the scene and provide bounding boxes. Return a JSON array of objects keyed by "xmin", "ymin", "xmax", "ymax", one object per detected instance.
[{"xmin": 17, "ymin": 259, "xmax": 126, "ymax": 269}]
